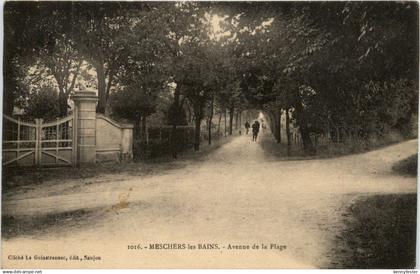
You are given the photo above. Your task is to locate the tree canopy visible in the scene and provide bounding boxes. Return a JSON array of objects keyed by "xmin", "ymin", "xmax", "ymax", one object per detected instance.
[{"xmin": 4, "ymin": 1, "xmax": 418, "ymax": 154}]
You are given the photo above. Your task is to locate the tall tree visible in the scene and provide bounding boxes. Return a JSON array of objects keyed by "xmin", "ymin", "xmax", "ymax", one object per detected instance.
[{"xmin": 72, "ymin": 2, "xmax": 142, "ymax": 114}]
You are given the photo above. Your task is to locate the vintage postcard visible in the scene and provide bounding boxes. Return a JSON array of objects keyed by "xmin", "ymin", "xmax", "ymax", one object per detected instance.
[{"xmin": 1, "ymin": 1, "xmax": 418, "ymax": 269}]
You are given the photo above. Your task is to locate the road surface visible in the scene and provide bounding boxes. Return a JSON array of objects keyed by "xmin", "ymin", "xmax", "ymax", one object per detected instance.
[{"xmin": 2, "ymin": 132, "xmax": 417, "ymax": 268}]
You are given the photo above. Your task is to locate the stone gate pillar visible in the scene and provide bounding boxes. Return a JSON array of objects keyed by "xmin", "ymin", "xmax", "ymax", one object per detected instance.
[{"xmin": 71, "ymin": 90, "xmax": 98, "ymax": 165}]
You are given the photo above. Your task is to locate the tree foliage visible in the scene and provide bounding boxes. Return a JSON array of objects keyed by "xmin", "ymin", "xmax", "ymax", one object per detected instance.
[
  {"xmin": 4, "ymin": 1, "xmax": 418, "ymax": 154},
  {"xmin": 23, "ymin": 86, "xmax": 60, "ymax": 120}
]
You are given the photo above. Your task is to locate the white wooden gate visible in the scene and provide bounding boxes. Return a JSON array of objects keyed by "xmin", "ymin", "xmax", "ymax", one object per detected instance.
[{"xmin": 3, "ymin": 115, "xmax": 76, "ymax": 167}]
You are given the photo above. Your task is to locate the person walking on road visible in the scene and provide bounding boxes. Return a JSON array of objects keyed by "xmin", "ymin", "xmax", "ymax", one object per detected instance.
[
  {"xmin": 252, "ymin": 120, "xmax": 260, "ymax": 142},
  {"xmin": 244, "ymin": 121, "xmax": 250, "ymax": 135}
]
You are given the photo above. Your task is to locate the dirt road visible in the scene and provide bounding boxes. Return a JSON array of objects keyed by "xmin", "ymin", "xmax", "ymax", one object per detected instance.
[{"xmin": 2, "ymin": 132, "xmax": 417, "ymax": 268}]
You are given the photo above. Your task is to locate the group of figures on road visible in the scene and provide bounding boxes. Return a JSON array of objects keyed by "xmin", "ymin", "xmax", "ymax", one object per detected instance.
[{"xmin": 244, "ymin": 120, "xmax": 265, "ymax": 142}]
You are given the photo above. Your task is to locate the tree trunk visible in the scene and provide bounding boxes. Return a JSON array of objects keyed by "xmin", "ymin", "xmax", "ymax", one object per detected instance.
[
  {"xmin": 224, "ymin": 109, "xmax": 227, "ymax": 136},
  {"xmin": 295, "ymin": 100, "xmax": 315, "ymax": 155},
  {"xmin": 217, "ymin": 111, "xmax": 222, "ymax": 137},
  {"xmin": 132, "ymin": 118, "xmax": 141, "ymax": 158},
  {"xmin": 141, "ymin": 115, "xmax": 147, "ymax": 140},
  {"xmin": 3, "ymin": 65, "xmax": 17, "ymax": 116},
  {"xmin": 270, "ymin": 111, "xmax": 278, "ymax": 142},
  {"xmin": 208, "ymin": 96, "xmax": 214, "ymax": 145},
  {"xmin": 134, "ymin": 118, "xmax": 141, "ymax": 140},
  {"xmin": 239, "ymin": 111, "xmax": 242, "ymax": 133},
  {"xmin": 105, "ymin": 70, "xmax": 114, "ymax": 103},
  {"xmin": 3, "ymin": 91, "xmax": 14, "ymax": 116},
  {"xmin": 300, "ymin": 126, "xmax": 314, "ymax": 154},
  {"xmin": 171, "ymin": 86, "xmax": 181, "ymax": 159},
  {"xmin": 286, "ymin": 109, "xmax": 291, "ymax": 156},
  {"xmin": 186, "ymin": 101, "xmax": 192, "ymax": 124},
  {"xmin": 94, "ymin": 57, "xmax": 107, "ymax": 114},
  {"xmin": 58, "ymin": 89, "xmax": 68, "ymax": 117},
  {"xmin": 268, "ymin": 112, "xmax": 274, "ymax": 137},
  {"xmin": 3, "ymin": 96, "xmax": 14, "ymax": 116},
  {"xmin": 194, "ymin": 115, "xmax": 201, "ymax": 151},
  {"xmin": 229, "ymin": 103, "xmax": 234, "ymax": 135},
  {"xmin": 277, "ymin": 109, "xmax": 282, "ymax": 144}
]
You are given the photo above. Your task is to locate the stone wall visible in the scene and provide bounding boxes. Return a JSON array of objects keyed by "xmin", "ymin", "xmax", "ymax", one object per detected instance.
[
  {"xmin": 71, "ymin": 90, "xmax": 133, "ymax": 165},
  {"xmin": 96, "ymin": 114, "xmax": 133, "ymax": 162}
]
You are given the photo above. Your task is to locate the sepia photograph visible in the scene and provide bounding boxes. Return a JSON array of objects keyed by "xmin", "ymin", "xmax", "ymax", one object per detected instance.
[{"xmin": 1, "ymin": 0, "xmax": 418, "ymax": 269}]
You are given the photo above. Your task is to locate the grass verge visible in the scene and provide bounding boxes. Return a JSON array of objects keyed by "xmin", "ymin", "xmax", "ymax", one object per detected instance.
[
  {"xmin": 261, "ymin": 132, "xmax": 414, "ymax": 160},
  {"xmin": 392, "ymin": 154, "xmax": 418, "ymax": 176},
  {"xmin": 330, "ymin": 193, "xmax": 416, "ymax": 268},
  {"xmin": 2, "ymin": 208, "xmax": 98, "ymax": 239}
]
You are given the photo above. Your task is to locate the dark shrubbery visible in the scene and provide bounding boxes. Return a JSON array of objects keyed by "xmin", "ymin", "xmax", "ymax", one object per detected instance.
[
  {"xmin": 133, "ymin": 126, "xmax": 228, "ymax": 160},
  {"xmin": 23, "ymin": 86, "xmax": 60, "ymax": 120},
  {"xmin": 133, "ymin": 127, "xmax": 195, "ymax": 160},
  {"xmin": 392, "ymin": 154, "xmax": 418, "ymax": 176},
  {"xmin": 331, "ymin": 194, "xmax": 416, "ymax": 268}
]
